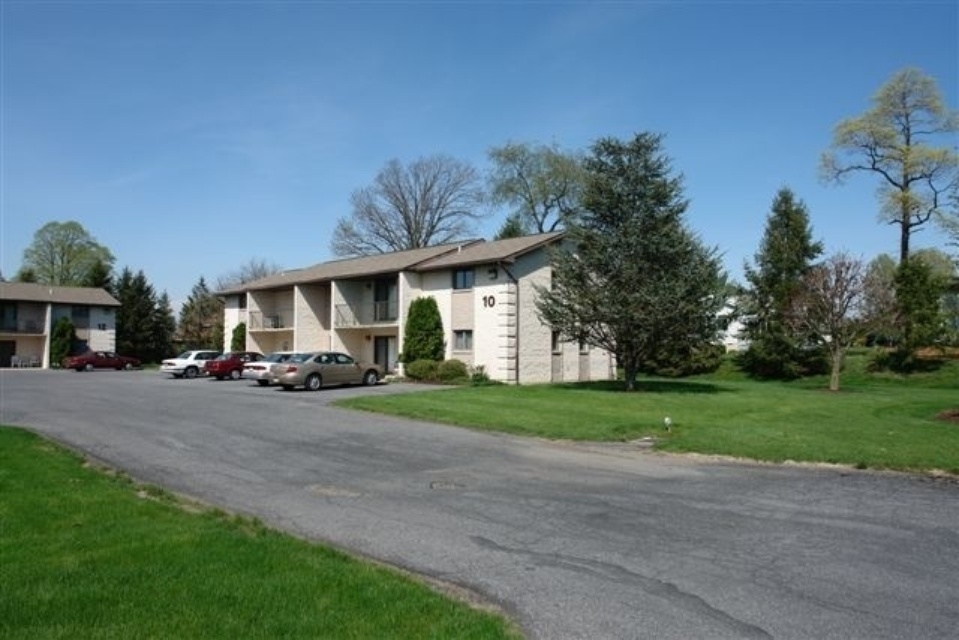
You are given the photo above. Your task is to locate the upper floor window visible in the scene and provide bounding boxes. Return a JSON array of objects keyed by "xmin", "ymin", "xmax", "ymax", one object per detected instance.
[{"xmin": 453, "ymin": 268, "xmax": 475, "ymax": 290}]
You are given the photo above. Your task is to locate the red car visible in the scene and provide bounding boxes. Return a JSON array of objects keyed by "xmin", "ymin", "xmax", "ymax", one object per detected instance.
[
  {"xmin": 63, "ymin": 351, "xmax": 142, "ymax": 371},
  {"xmin": 204, "ymin": 351, "xmax": 264, "ymax": 380}
]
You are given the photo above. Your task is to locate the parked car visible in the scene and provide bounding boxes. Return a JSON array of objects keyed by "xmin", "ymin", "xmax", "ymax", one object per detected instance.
[
  {"xmin": 204, "ymin": 351, "xmax": 264, "ymax": 380},
  {"xmin": 273, "ymin": 351, "xmax": 383, "ymax": 391},
  {"xmin": 242, "ymin": 351, "xmax": 296, "ymax": 386},
  {"xmin": 160, "ymin": 350, "xmax": 221, "ymax": 379},
  {"xmin": 63, "ymin": 351, "xmax": 141, "ymax": 371}
]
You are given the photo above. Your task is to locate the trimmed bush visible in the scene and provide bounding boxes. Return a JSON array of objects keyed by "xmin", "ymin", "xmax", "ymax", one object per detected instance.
[
  {"xmin": 405, "ymin": 359, "xmax": 439, "ymax": 381},
  {"xmin": 401, "ymin": 297, "xmax": 445, "ymax": 362},
  {"xmin": 437, "ymin": 359, "xmax": 469, "ymax": 383}
]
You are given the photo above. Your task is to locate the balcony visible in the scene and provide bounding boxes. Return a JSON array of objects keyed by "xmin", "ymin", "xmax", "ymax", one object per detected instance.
[
  {"xmin": 334, "ymin": 301, "xmax": 398, "ymax": 328},
  {"xmin": 248, "ymin": 311, "xmax": 292, "ymax": 331},
  {"xmin": 0, "ymin": 319, "xmax": 45, "ymax": 334}
]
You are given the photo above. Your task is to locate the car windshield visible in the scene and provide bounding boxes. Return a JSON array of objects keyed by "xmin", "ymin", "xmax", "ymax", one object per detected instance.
[{"xmin": 264, "ymin": 352, "xmax": 293, "ymax": 363}]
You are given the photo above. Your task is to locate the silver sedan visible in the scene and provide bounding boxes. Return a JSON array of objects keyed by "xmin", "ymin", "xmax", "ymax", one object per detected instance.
[{"xmin": 273, "ymin": 351, "xmax": 383, "ymax": 391}]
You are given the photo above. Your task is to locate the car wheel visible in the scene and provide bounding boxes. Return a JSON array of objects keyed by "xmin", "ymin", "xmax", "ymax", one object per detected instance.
[
  {"xmin": 362, "ymin": 370, "xmax": 378, "ymax": 386},
  {"xmin": 185, "ymin": 366, "xmax": 198, "ymax": 379},
  {"xmin": 256, "ymin": 380, "xmax": 270, "ymax": 387},
  {"xmin": 230, "ymin": 369, "xmax": 241, "ymax": 380},
  {"xmin": 305, "ymin": 373, "xmax": 322, "ymax": 391},
  {"xmin": 84, "ymin": 363, "xmax": 94, "ymax": 372},
  {"xmin": 124, "ymin": 363, "xmax": 134, "ymax": 370}
]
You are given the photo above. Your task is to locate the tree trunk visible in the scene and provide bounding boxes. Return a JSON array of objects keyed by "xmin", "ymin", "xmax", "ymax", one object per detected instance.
[
  {"xmin": 623, "ymin": 362, "xmax": 638, "ymax": 392},
  {"xmin": 829, "ymin": 349, "xmax": 843, "ymax": 392}
]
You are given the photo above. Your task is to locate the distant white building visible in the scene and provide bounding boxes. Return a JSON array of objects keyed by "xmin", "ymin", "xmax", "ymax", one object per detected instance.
[
  {"xmin": 0, "ymin": 282, "xmax": 121, "ymax": 368},
  {"xmin": 219, "ymin": 233, "xmax": 616, "ymax": 384}
]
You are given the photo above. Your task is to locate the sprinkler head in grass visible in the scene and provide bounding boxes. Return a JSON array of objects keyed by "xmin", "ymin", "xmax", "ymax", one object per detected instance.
[{"xmin": 664, "ymin": 416, "xmax": 672, "ymax": 432}]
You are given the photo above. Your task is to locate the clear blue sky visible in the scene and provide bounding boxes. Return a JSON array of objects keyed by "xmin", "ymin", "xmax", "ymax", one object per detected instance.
[{"xmin": 2, "ymin": 1, "xmax": 957, "ymax": 311}]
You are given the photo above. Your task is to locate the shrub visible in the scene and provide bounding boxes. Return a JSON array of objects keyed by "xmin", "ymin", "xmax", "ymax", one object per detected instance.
[
  {"xmin": 230, "ymin": 322, "xmax": 246, "ymax": 351},
  {"xmin": 437, "ymin": 359, "xmax": 469, "ymax": 383},
  {"xmin": 405, "ymin": 359, "xmax": 439, "ymax": 381},
  {"xmin": 50, "ymin": 317, "xmax": 76, "ymax": 367},
  {"xmin": 401, "ymin": 297, "xmax": 445, "ymax": 362}
]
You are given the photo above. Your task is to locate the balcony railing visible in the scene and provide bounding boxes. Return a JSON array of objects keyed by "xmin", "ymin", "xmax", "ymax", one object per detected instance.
[
  {"xmin": 0, "ymin": 319, "xmax": 45, "ymax": 334},
  {"xmin": 248, "ymin": 311, "xmax": 292, "ymax": 331},
  {"xmin": 334, "ymin": 301, "xmax": 398, "ymax": 327}
]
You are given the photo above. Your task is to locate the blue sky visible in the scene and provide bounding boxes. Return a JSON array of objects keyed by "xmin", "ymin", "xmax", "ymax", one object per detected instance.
[{"xmin": 2, "ymin": 1, "xmax": 957, "ymax": 311}]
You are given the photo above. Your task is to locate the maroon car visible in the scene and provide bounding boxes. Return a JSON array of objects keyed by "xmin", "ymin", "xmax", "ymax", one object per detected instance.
[
  {"xmin": 204, "ymin": 351, "xmax": 264, "ymax": 380},
  {"xmin": 63, "ymin": 351, "xmax": 142, "ymax": 371}
]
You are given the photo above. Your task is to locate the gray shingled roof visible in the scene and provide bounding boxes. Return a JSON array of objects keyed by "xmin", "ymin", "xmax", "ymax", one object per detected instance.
[
  {"xmin": 218, "ymin": 240, "xmax": 485, "ymax": 294},
  {"xmin": 0, "ymin": 282, "xmax": 120, "ymax": 306},
  {"xmin": 413, "ymin": 231, "xmax": 564, "ymax": 271}
]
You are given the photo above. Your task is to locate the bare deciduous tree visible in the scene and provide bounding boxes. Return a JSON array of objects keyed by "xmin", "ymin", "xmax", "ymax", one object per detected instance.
[
  {"xmin": 788, "ymin": 253, "xmax": 868, "ymax": 391},
  {"xmin": 331, "ymin": 155, "xmax": 486, "ymax": 256},
  {"xmin": 216, "ymin": 258, "xmax": 283, "ymax": 291}
]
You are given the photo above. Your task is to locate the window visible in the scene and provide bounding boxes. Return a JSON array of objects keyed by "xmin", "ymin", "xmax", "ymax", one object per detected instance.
[
  {"xmin": 453, "ymin": 268, "xmax": 475, "ymax": 290},
  {"xmin": 579, "ymin": 340, "xmax": 589, "ymax": 354},
  {"xmin": 335, "ymin": 353, "xmax": 355, "ymax": 365},
  {"xmin": 71, "ymin": 306, "xmax": 90, "ymax": 328},
  {"xmin": 453, "ymin": 330, "xmax": 473, "ymax": 351},
  {"xmin": 551, "ymin": 331, "xmax": 561, "ymax": 353}
]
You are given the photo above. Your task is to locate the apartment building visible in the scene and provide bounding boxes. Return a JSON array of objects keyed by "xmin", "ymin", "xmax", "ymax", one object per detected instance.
[
  {"xmin": 220, "ymin": 232, "xmax": 615, "ymax": 384},
  {"xmin": 0, "ymin": 282, "xmax": 121, "ymax": 368}
]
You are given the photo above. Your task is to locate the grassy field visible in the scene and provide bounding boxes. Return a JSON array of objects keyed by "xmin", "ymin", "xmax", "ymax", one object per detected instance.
[
  {"xmin": 0, "ymin": 428, "xmax": 519, "ymax": 640},
  {"xmin": 337, "ymin": 352, "xmax": 959, "ymax": 475}
]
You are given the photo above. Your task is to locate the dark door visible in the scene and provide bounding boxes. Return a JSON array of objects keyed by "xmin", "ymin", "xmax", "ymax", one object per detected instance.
[
  {"xmin": 374, "ymin": 336, "xmax": 395, "ymax": 373},
  {"xmin": 0, "ymin": 340, "xmax": 15, "ymax": 368},
  {"xmin": 373, "ymin": 279, "xmax": 397, "ymax": 321}
]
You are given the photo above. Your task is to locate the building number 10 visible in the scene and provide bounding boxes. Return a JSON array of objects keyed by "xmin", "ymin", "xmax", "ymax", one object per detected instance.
[{"xmin": 482, "ymin": 295, "xmax": 496, "ymax": 308}]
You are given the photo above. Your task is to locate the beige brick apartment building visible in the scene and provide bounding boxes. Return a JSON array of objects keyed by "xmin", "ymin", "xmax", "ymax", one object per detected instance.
[{"xmin": 220, "ymin": 232, "xmax": 615, "ymax": 384}]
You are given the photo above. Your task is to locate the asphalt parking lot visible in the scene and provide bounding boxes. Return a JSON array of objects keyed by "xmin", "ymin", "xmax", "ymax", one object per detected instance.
[{"xmin": 3, "ymin": 369, "xmax": 958, "ymax": 639}]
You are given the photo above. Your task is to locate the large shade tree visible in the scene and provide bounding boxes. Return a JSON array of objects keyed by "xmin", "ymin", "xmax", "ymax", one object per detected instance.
[
  {"xmin": 821, "ymin": 67, "xmax": 958, "ymax": 264},
  {"xmin": 19, "ymin": 221, "xmax": 115, "ymax": 286},
  {"xmin": 487, "ymin": 141, "xmax": 584, "ymax": 235},
  {"xmin": 535, "ymin": 133, "xmax": 728, "ymax": 391},
  {"xmin": 331, "ymin": 155, "xmax": 486, "ymax": 256}
]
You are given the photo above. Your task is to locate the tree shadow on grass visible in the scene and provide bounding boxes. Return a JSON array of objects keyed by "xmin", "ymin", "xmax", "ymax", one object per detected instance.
[{"xmin": 558, "ymin": 379, "xmax": 732, "ymax": 394}]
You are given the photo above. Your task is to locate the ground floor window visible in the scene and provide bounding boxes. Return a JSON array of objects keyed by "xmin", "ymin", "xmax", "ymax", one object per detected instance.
[{"xmin": 453, "ymin": 330, "xmax": 473, "ymax": 351}]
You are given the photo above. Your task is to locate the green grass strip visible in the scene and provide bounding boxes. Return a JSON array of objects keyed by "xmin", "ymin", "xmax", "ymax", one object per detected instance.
[
  {"xmin": 0, "ymin": 428, "xmax": 519, "ymax": 640},
  {"xmin": 338, "ymin": 355, "xmax": 959, "ymax": 474}
]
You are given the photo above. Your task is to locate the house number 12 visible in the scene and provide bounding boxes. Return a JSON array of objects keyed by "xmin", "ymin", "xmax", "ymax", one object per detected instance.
[{"xmin": 482, "ymin": 295, "xmax": 496, "ymax": 308}]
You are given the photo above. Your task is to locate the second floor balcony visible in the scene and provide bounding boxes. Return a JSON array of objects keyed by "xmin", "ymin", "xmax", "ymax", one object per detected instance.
[
  {"xmin": 248, "ymin": 310, "xmax": 293, "ymax": 331},
  {"xmin": 335, "ymin": 301, "xmax": 398, "ymax": 328}
]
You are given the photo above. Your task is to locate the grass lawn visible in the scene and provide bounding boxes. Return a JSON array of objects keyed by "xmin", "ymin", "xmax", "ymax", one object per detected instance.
[
  {"xmin": 0, "ymin": 428, "xmax": 519, "ymax": 640},
  {"xmin": 337, "ymin": 352, "xmax": 959, "ymax": 475}
]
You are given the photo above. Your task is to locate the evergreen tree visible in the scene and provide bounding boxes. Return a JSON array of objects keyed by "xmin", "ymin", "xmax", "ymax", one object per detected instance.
[
  {"xmin": 50, "ymin": 317, "xmax": 76, "ymax": 366},
  {"xmin": 739, "ymin": 188, "xmax": 825, "ymax": 379},
  {"xmin": 494, "ymin": 213, "xmax": 529, "ymax": 240},
  {"xmin": 115, "ymin": 268, "xmax": 158, "ymax": 361},
  {"xmin": 82, "ymin": 258, "xmax": 113, "ymax": 291},
  {"xmin": 894, "ymin": 259, "xmax": 945, "ymax": 365},
  {"xmin": 151, "ymin": 292, "xmax": 177, "ymax": 362},
  {"xmin": 231, "ymin": 322, "xmax": 247, "ymax": 351},
  {"xmin": 401, "ymin": 297, "xmax": 445, "ymax": 362},
  {"xmin": 535, "ymin": 132, "xmax": 728, "ymax": 391},
  {"xmin": 178, "ymin": 277, "xmax": 224, "ymax": 350}
]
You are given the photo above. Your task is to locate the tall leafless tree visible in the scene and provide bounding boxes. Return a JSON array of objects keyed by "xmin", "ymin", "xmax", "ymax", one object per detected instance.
[
  {"xmin": 216, "ymin": 258, "xmax": 283, "ymax": 291},
  {"xmin": 331, "ymin": 155, "xmax": 486, "ymax": 256}
]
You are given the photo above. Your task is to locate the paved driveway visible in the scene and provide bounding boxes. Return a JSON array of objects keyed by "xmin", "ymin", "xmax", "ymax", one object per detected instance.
[{"xmin": 3, "ymin": 370, "xmax": 957, "ymax": 639}]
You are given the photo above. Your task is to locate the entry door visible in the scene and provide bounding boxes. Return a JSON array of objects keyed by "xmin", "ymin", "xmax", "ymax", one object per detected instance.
[
  {"xmin": 374, "ymin": 336, "xmax": 397, "ymax": 373},
  {"xmin": 0, "ymin": 340, "xmax": 14, "ymax": 368}
]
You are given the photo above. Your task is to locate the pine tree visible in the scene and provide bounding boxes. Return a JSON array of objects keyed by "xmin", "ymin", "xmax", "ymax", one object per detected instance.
[
  {"xmin": 178, "ymin": 277, "xmax": 224, "ymax": 350},
  {"xmin": 151, "ymin": 292, "xmax": 177, "ymax": 361},
  {"xmin": 739, "ymin": 188, "xmax": 825, "ymax": 378},
  {"xmin": 535, "ymin": 132, "xmax": 728, "ymax": 391},
  {"xmin": 115, "ymin": 268, "xmax": 159, "ymax": 361}
]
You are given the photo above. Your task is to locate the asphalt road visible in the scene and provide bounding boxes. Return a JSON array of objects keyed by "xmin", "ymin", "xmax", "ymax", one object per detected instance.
[{"xmin": 2, "ymin": 369, "xmax": 957, "ymax": 639}]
